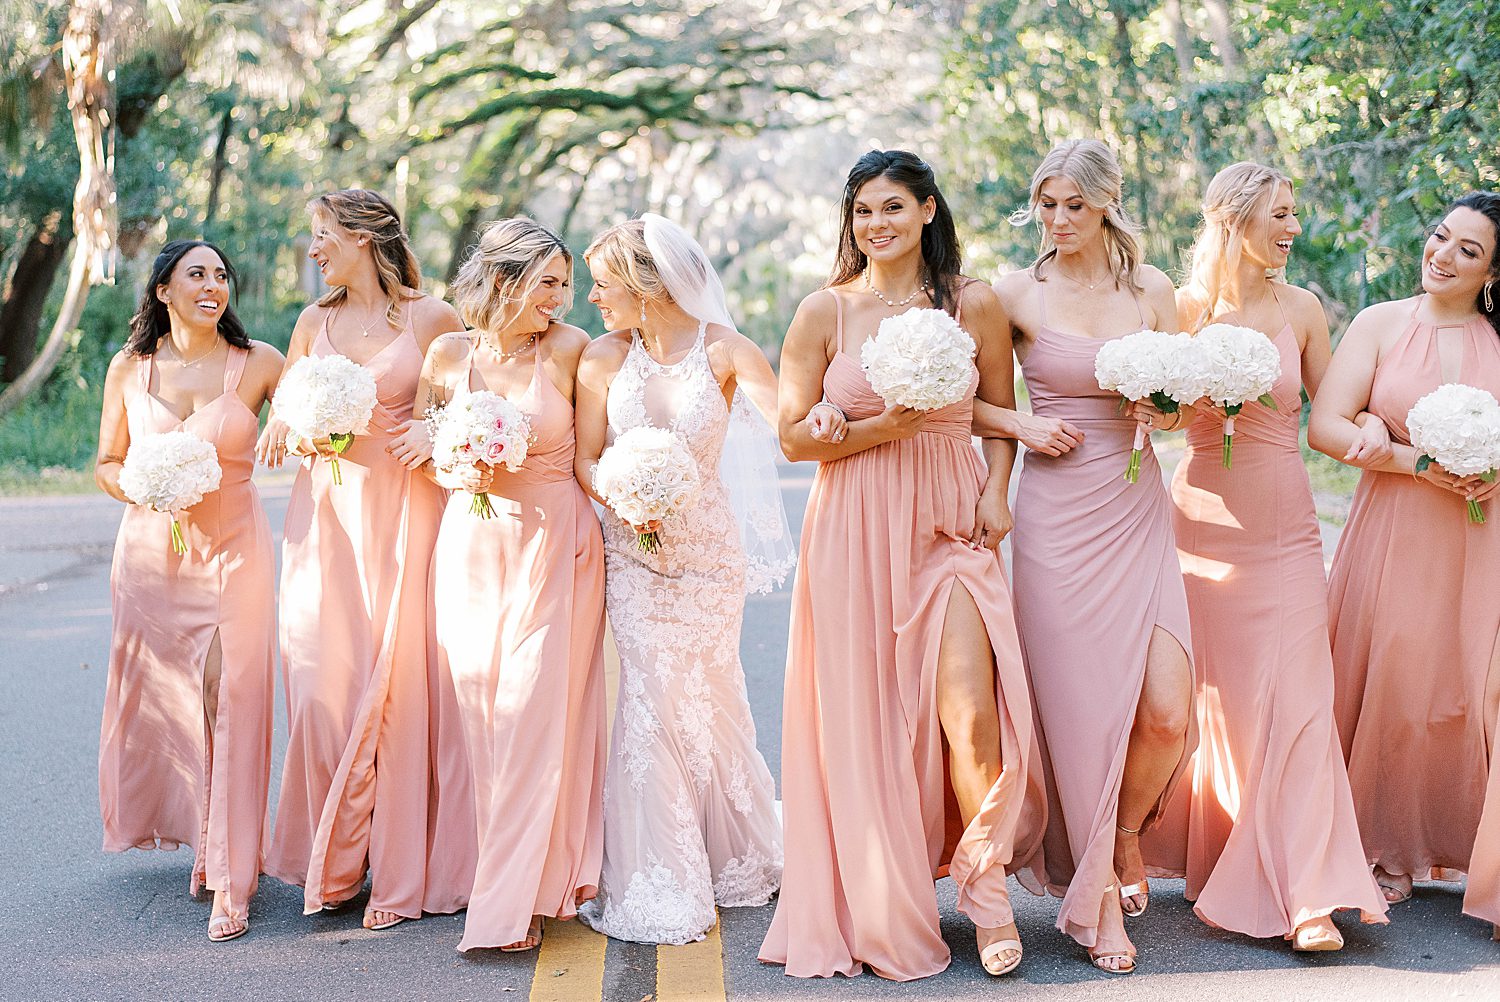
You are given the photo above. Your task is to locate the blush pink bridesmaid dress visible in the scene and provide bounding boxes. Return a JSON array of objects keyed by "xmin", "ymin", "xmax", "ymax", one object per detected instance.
[
  {"xmin": 1009, "ymin": 281, "xmax": 1195, "ymax": 953},
  {"xmin": 1326, "ymin": 298, "xmax": 1500, "ymax": 926},
  {"xmin": 100, "ymin": 346, "xmax": 275, "ymax": 926},
  {"xmin": 1142, "ymin": 298, "xmax": 1387, "ymax": 936},
  {"xmin": 760, "ymin": 289, "xmax": 1047, "ymax": 981},
  {"xmin": 267, "ymin": 306, "xmax": 476, "ymax": 919},
  {"xmin": 432, "ymin": 342, "xmax": 607, "ymax": 951}
]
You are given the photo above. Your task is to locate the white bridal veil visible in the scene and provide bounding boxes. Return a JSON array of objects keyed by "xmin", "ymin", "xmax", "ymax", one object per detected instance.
[{"xmin": 641, "ymin": 212, "xmax": 796, "ymax": 593}]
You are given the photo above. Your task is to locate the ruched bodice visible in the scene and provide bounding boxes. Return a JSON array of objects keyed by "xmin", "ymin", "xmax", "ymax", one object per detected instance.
[{"xmin": 823, "ymin": 351, "xmax": 977, "ymax": 442}]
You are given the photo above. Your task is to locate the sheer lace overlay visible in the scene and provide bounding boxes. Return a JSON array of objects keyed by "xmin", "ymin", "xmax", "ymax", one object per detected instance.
[{"xmin": 579, "ymin": 324, "xmax": 783, "ymax": 944}]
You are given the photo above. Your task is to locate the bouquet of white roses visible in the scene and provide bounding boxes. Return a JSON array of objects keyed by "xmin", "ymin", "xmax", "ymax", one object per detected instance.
[
  {"xmin": 1094, "ymin": 330, "xmax": 1211, "ymax": 482},
  {"xmin": 272, "ymin": 354, "xmax": 378, "ymax": 486},
  {"xmin": 1196, "ymin": 323, "xmax": 1283, "ymax": 469},
  {"xmin": 118, "ymin": 430, "xmax": 222, "ymax": 556},
  {"xmin": 427, "ymin": 389, "xmax": 532, "ymax": 518},
  {"xmin": 593, "ymin": 426, "xmax": 700, "ymax": 553},
  {"xmin": 1406, "ymin": 383, "xmax": 1500, "ymax": 524},
  {"xmin": 860, "ymin": 307, "xmax": 977, "ymax": 411}
]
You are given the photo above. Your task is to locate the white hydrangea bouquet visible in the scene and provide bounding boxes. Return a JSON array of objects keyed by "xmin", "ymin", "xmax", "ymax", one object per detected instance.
[
  {"xmin": 272, "ymin": 354, "xmax": 378, "ymax": 486},
  {"xmin": 1406, "ymin": 383, "xmax": 1500, "ymax": 524},
  {"xmin": 1094, "ymin": 330, "xmax": 1211, "ymax": 482},
  {"xmin": 118, "ymin": 431, "xmax": 222, "ymax": 556},
  {"xmin": 427, "ymin": 390, "xmax": 532, "ymax": 518},
  {"xmin": 593, "ymin": 426, "xmax": 700, "ymax": 553},
  {"xmin": 860, "ymin": 307, "xmax": 976, "ymax": 411},
  {"xmin": 1196, "ymin": 323, "xmax": 1283, "ymax": 469}
]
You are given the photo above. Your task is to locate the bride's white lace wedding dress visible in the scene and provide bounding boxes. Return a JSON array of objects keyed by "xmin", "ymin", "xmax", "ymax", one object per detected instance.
[{"xmin": 578, "ymin": 322, "xmax": 783, "ymax": 945}]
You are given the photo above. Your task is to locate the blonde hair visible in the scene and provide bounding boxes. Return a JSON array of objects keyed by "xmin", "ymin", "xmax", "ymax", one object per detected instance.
[
  {"xmin": 310, "ymin": 189, "xmax": 422, "ymax": 326},
  {"xmin": 1010, "ymin": 139, "xmax": 1145, "ymax": 292},
  {"xmin": 1182, "ymin": 161, "xmax": 1293, "ymax": 332},
  {"xmin": 450, "ymin": 218, "xmax": 572, "ymax": 334},
  {"xmin": 584, "ymin": 221, "xmax": 672, "ymax": 305}
]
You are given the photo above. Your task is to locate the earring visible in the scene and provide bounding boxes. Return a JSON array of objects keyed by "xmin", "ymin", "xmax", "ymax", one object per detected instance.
[
  {"xmin": 1485, "ymin": 281, "xmax": 1495, "ymax": 313},
  {"xmin": 639, "ymin": 300, "xmax": 648, "ymax": 326}
]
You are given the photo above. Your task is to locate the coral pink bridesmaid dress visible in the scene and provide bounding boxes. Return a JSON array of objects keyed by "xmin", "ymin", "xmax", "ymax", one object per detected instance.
[
  {"xmin": 432, "ymin": 342, "xmax": 606, "ymax": 951},
  {"xmin": 1009, "ymin": 281, "xmax": 1194, "ymax": 952},
  {"xmin": 267, "ymin": 306, "xmax": 476, "ymax": 918},
  {"xmin": 1145, "ymin": 300, "xmax": 1386, "ymax": 936},
  {"xmin": 1327, "ymin": 299, "xmax": 1500, "ymax": 925},
  {"xmin": 760, "ymin": 289, "xmax": 1046, "ymax": 981},
  {"xmin": 100, "ymin": 346, "xmax": 275, "ymax": 925}
]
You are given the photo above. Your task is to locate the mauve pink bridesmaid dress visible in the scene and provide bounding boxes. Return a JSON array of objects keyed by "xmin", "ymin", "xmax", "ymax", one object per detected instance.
[
  {"xmin": 100, "ymin": 347, "xmax": 274, "ymax": 925},
  {"xmin": 432, "ymin": 342, "xmax": 606, "ymax": 951},
  {"xmin": 1142, "ymin": 301, "xmax": 1386, "ymax": 936},
  {"xmin": 760, "ymin": 289, "xmax": 1047, "ymax": 981},
  {"xmin": 1010, "ymin": 280, "xmax": 1195, "ymax": 952},
  {"xmin": 1326, "ymin": 298, "xmax": 1500, "ymax": 925},
  {"xmin": 266, "ymin": 306, "xmax": 476, "ymax": 918}
]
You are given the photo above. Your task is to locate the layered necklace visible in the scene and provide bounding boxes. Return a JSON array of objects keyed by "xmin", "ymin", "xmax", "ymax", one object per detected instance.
[{"xmin": 864, "ymin": 269, "xmax": 931, "ymax": 308}]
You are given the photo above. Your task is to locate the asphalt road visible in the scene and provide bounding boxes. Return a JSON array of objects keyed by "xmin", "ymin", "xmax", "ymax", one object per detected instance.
[{"xmin": 1, "ymin": 463, "xmax": 1497, "ymax": 1001}]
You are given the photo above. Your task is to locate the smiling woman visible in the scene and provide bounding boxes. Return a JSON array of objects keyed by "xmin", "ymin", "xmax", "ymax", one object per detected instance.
[
  {"xmin": 94, "ymin": 239, "xmax": 285, "ymax": 943},
  {"xmin": 1309, "ymin": 191, "xmax": 1500, "ymax": 939}
]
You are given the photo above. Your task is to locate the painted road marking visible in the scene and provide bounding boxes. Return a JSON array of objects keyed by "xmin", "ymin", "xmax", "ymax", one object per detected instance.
[
  {"xmin": 656, "ymin": 915, "xmax": 726, "ymax": 1002},
  {"xmin": 529, "ymin": 917, "xmax": 607, "ymax": 1002}
]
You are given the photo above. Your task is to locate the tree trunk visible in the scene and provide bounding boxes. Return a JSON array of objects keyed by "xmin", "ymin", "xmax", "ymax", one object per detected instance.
[
  {"xmin": 203, "ymin": 103, "xmax": 235, "ymax": 226},
  {"xmin": 0, "ymin": 213, "xmax": 72, "ymax": 382},
  {"xmin": 0, "ymin": 0, "xmax": 114, "ymax": 418}
]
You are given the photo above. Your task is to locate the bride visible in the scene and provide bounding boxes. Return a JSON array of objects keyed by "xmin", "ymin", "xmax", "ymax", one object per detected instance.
[{"xmin": 572, "ymin": 214, "xmax": 808, "ymax": 944}]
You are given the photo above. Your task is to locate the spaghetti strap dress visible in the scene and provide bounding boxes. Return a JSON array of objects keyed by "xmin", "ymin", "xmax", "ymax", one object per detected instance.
[
  {"xmin": 432, "ymin": 342, "xmax": 607, "ymax": 950},
  {"xmin": 1142, "ymin": 293, "xmax": 1386, "ymax": 935},
  {"xmin": 1010, "ymin": 280, "xmax": 1195, "ymax": 950},
  {"xmin": 760, "ymin": 289, "xmax": 1046, "ymax": 981},
  {"xmin": 1325, "ymin": 298, "xmax": 1500, "ymax": 925},
  {"xmin": 268, "ymin": 306, "xmax": 476, "ymax": 917},
  {"xmin": 99, "ymin": 346, "xmax": 275, "ymax": 925}
]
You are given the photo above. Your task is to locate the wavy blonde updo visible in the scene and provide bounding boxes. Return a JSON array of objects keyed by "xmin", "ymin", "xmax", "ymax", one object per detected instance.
[
  {"xmin": 584, "ymin": 220, "xmax": 673, "ymax": 306},
  {"xmin": 310, "ymin": 188, "xmax": 423, "ymax": 326},
  {"xmin": 450, "ymin": 218, "xmax": 572, "ymax": 334},
  {"xmin": 1010, "ymin": 138, "xmax": 1145, "ymax": 292},
  {"xmin": 1182, "ymin": 161, "xmax": 1293, "ymax": 332}
]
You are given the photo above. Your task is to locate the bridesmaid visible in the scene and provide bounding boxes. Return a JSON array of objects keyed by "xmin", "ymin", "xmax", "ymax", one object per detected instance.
[
  {"xmin": 1142, "ymin": 162, "xmax": 1387, "ymax": 948},
  {"xmin": 258, "ymin": 189, "xmax": 474, "ymax": 929},
  {"xmin": 987, "ymin": 138, "xmax": 1191, "ymax": 974},
  {"xmin": 418, "ymin": 219, "xmax": 606, "ymax": 953},
  {"xmin": 95, "ymin": 240, "xmax": 284, "ymax": 941},
  {"xmin": 1309, "ymin": 191, "xmax": 1500, "ymax": 936},
  {"xmin": 760, "ymin": 149, "xmax": 1047, "ymax": 981}
]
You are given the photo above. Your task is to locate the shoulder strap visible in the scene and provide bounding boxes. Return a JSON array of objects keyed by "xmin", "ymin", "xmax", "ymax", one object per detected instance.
[
  {"xmin": 1268, "ymin": 283, "xmax": 1291, "ymax": 330},
  {"xmin": 824, "ymin": 289, "xmax": 844, "ymax": 351},
  {"xmin": 1128, "ymin": 281, "xmax": 1146, "ymax": 327},
  {"xmin": 954, "ymin": 278, "xmax": 977, "ymax": 327},
  {"xmin": 223, "ymin": 344, "xmax": 248, "ymax": 392},
  {"xmin": 137, "ymin": 352, "xmax": 154, "ymax": 392},
  {"xmin": 1035, "ymin": 274, "xmax": 1048, "ymax": 326}
]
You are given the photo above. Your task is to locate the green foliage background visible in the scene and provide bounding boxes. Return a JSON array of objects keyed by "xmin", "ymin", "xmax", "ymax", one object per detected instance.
[{"xmin": 0, "ymin": 0, "xmax": 1495, "ymax": 480}]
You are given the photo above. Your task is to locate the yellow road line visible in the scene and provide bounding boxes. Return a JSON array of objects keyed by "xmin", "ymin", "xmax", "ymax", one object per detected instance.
[
  {"xmin": 656, "ymin": 915, "xmax": 726, "ymax": 1002},
  {"xmin": 529, "ymin": 917, "xmax": 607, "ymax": 1002}
]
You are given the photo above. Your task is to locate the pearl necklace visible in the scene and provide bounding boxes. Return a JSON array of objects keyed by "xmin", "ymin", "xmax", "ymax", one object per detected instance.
[
  {"xmin": 482, "ymin": 331, "xmax": 537, "ymax": 359},
  {"xmin": 864, "ymin": 269, "xmax": 930, "ymax": 308}
]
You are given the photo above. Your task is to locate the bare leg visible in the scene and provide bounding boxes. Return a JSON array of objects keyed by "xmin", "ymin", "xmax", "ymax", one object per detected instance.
[
  {"xmin": 1114, "ymin": 627, "xmax": 1192, "ymax": 915},
  {"xmin": 935, "ymin": 583, "xmax": 1018, "ymax": 974},
  {"xmin": 202, "ymin": 633, "xmax": 246, "ymax": 941}
]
